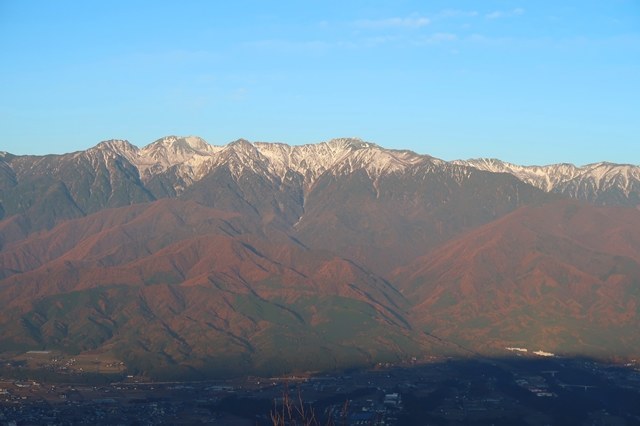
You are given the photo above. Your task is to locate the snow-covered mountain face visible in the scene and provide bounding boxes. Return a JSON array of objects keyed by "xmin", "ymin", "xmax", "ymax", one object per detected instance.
[
  {"xmin": 89, "ymin": 135, "xmax": 638, "ymax": 205},
  {"xmin": 2, "ymin": 136, "xmax": 638, "ymax": 217},
  {"xmin": 88, "ymin": 136, "xmax": 437, "ymax": 192},
  {"xmin": 455, "ymin": 158, "xmax": 640, "ymax": 206}
]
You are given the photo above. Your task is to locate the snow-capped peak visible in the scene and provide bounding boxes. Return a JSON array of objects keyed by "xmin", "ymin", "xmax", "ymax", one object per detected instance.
[
  {"xmin": 225, "ymin": 139, "xmax": 261, "ymax": 157},
  {"xmin": 453, "ymin": 158, "xmax": 583, "ymax": 192},
  {"xmin": 141, "ymin": 135, "xmax": 217, "ymax": 155},
  {"xmin": 93, "ymin": 139, "xmax": 139, "ymax": 153},
  {"xmin": 132, "ymin": 136, "xmax": 223, "ymax": 180},
  {"xmin": 89, "ymin": 139, "xmax": 140, "ymax": 164},
  {"xmin": 325, "ymin": 137, "xmax": 373, "ymax": 150},
  {"xmin": 251, "ymin": 137, "xmax": 428, "ymax": 185}
]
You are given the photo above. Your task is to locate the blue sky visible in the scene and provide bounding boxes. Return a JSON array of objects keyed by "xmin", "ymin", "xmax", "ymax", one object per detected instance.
[{"xmin": 1, "ymin": 1, "xmax": 638, "ymax": 165}]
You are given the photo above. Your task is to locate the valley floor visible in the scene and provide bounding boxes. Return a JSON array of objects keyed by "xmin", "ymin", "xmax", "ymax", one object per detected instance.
[{"xmin": 1, "ymin": 356, "xmax": 640, "ymax": 425}]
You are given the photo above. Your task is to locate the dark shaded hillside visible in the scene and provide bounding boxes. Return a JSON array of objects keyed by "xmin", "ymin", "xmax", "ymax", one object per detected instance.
[
  {"xmin": 0, "ymin": 199, "xmax": 433, "ymax": 378},
  {"xmin": 296, "ymin": 163, "xmax": 550, "ymax": 274},
  {"xmin": 393, "ymin": 200, "xmax": 640, "ymax": 359}
]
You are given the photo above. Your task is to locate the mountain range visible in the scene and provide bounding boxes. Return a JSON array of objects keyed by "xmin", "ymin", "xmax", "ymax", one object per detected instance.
[{"xmin": 1, "ymin": 136, "xmax": 639, "ymax": 378}]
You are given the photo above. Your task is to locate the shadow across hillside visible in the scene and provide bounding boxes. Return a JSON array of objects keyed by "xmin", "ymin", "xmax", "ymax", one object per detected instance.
[{"xmin": 2, "ymin": 355, "xmax": 639, "ymax": 425}]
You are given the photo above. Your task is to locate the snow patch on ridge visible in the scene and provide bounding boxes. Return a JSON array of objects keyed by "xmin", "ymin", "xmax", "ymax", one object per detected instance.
[
  {"xmin": 456, "ymin": 158, "xmax": 640, "ymax": 199},
  {"xmin": 78, "ymin": 136, "xmax": 640, "ymax": 202}
]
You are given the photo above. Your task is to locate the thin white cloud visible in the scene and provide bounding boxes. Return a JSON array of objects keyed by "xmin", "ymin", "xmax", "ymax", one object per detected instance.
[
  {"xmin": 123, "ymin": 50, "xmax": 219, "ymax": 67},
  {"xmin": 230, "ymin": 87, "xmax": 248, "ymax": 102},
  {"xmin": 416, "ymin": 33, "xmax": 458, "ymax": 45},
  {"xmin": 355, "ymin": 15, "xmax": 430, "ymax": 29},
  {"xmin": 245, "ymin": 39, "xmax": 332, "ymax": 53},
  {"xmin": 432, "ymin": 33, "xmax": 458, "ymax": 42},
  {"xmin": 486, "ymin": 8, "xmax": 524, "ymax": 20},
  {"xmin": 437, "ymin": 9, "xmax": 479, "ymax": 19},
  {"xmin": 360, "ymin": 35, "xmax": 402, "ymax": 47}
]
